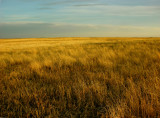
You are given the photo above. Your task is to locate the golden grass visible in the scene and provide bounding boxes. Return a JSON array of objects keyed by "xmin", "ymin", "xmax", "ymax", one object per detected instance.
[{"xmin": 0, "ymin": 37, "xmax": 160, "ymax": 117}]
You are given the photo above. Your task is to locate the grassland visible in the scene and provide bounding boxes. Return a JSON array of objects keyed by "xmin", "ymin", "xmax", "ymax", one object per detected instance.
[{"xmin": 0, "ymin": 37, "xmax": 160, "ymax": 117}]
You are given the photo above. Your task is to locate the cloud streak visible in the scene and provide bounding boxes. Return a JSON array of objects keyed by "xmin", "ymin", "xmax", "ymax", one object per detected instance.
[
  {"xmin": 0, "ymin": 22, "xmax": 160, "ymax": 38},
  {"xmin": 38, "ymin": 7, "xmax": 53, "ymax": 10},
  {"xmin": 73, "ymin": 3, "xmax": 107, "ymax": 7},
  {"xmin": 64, "ymin": 5, "xmax": 160, "ymax": 16},
  {"xmin": 1, "ymin": 0, "xmax": 160, "ymax": 38},
  {"xmin": 43, "ymin": 0, "xmax": 95, "ymax": 6},
  {"xmin": 2, "ymin": 15, "xmax": 39, "ymax": 21}
]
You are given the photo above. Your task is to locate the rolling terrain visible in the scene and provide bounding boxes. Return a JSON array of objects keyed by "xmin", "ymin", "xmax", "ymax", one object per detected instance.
[{"xmin": 0, "ymin": 37, "xmax": 160, "ymax": 117}]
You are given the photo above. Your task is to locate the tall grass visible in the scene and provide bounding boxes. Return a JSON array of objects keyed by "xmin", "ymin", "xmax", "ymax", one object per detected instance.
[{"xmin": 0, "ymin": 37, "xmax": 160, "ymax": 117}]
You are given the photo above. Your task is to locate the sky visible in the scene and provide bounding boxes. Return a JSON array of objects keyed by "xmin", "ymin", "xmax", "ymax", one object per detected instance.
[{"xmin": 0, "ymin": 0, "xmax": 160, "ymax": 38}]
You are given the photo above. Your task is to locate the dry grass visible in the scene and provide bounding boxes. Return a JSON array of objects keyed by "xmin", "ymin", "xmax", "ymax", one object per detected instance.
[{"xmin": 0, "ymin": 37, "xmax": 160, "ymax": 117}]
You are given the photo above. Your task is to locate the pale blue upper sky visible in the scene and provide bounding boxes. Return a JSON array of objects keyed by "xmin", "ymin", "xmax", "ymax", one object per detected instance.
[{"xmin": 0, "ymin": 0, "xmax": 160, "ymax": 38}]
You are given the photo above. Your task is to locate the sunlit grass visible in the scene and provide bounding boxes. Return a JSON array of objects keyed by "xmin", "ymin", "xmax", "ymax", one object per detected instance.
[{"xmin": 0, "ymin": 37, "xmax": 160, "ymax": 117}]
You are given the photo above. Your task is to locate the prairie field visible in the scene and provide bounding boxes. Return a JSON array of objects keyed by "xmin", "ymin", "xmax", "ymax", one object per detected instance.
[{"xmin": 0, "ymin": 37, "xmax": 160, "ymax": 117}]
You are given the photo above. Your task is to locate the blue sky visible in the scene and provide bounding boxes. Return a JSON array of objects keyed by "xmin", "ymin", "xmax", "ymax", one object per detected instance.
[{"xmin": 0, "ymin": 0, "xmax": 160, "ymax": 38}]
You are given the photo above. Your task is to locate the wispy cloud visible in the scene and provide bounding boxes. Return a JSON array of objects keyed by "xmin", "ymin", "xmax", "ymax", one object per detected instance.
[
  {"xmin": 1, "ymin": 22, "xmax": 160, "ymax": 38},
  {"xmin": 38, "ymin": 7, "xmax": 53, "ymax": 10},
  {"xmin": 64, "ymin": 5, "xmax": 160, "ymax": 16},
  {"xmin": 44, "ymin": 1, "xmax": 72, "ymax": 6},
  {"xmin": 36, "ymin": 0, "xmax": 97, "ymax": 11},
  {"xmin": 43, "ymin": 0, "xmax": 97, "ymax": 6},
  {"xmin": 73, "ymin": 3, "xmax": 107, "ymax": 7},
  {"xmin": 2, "ymin": 15, "xmax": 40, "ymax": 21}
]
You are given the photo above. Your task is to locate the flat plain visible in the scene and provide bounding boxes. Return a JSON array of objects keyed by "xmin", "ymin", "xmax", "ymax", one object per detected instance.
[{"xmin": 0, "ymin": 37, "xmax": 160, "ymax": 117}]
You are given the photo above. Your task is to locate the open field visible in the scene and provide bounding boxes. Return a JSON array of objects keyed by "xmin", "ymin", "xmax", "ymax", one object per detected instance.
[{"xmin": 0, "ymin": 37, "xmax": 160, "ymax": 117}]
